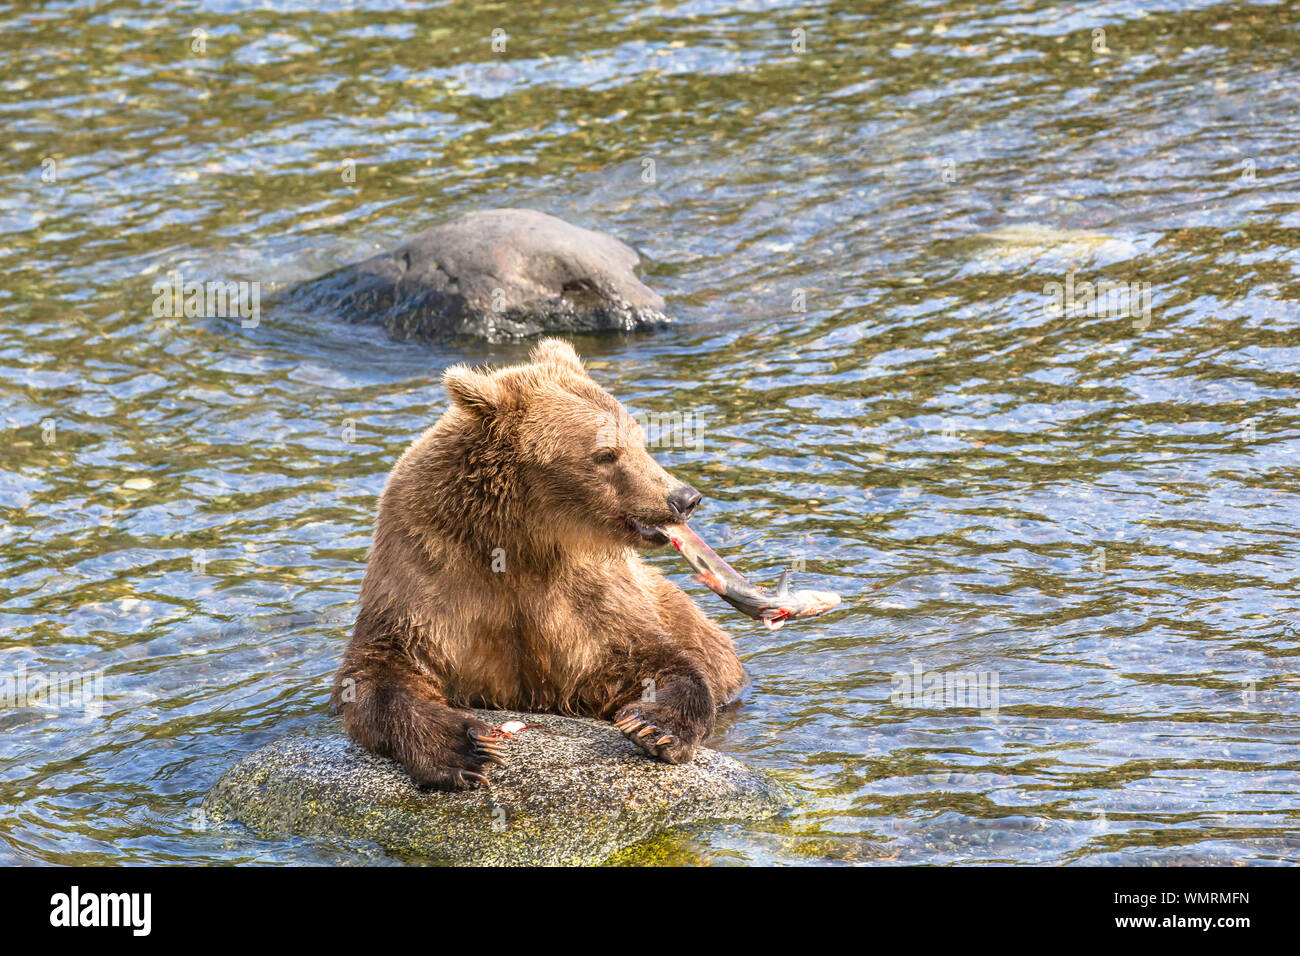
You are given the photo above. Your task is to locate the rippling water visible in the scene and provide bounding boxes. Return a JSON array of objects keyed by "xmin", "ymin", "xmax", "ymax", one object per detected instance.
[{"xmin": 2, "ymin": 0, "xmax": 1298, "ymax": 865}]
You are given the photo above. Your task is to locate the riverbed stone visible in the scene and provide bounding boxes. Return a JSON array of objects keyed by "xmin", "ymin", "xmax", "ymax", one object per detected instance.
[
  {"xmin": 280, "ymin": 208, "xmax": 670, "ymax": 341},
  {"xmin": 201, "ymin": 710, "xmax": 790, "ymax": 865},
  {"xmin": 958, "ymin": 223, "xmax": 1142, "ymax": 273}
]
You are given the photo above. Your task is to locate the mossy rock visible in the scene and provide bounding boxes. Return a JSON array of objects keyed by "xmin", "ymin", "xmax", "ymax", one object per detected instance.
[{"xmin": 202, "ymin": 710, "xmax": 790, "ymax": 865}]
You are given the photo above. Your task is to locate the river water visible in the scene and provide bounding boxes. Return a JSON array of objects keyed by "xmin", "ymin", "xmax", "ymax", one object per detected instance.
[{"xmin": 2, "ymin": 0, "xmax": 1298, "ymax": 865}]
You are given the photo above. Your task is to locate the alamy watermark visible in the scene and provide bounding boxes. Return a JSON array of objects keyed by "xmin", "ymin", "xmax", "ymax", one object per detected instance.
[
  {"xmin": 891, "ymin": 662, "xmax": 999, "ymax": 716},
  {"xmin": 596, "ymin": 410, "xmax": 707, "ymax": 452},
  {"xmin": 1044, "ymin": 272, "xmax": 1151, "ymax": 330},
  {"xmin": 1, "ymin": 665, "xmax": 104, "ymax": 716},
  {"xmin": 151, "ymin": 269, "xmax": 261, "ymax": 328}
]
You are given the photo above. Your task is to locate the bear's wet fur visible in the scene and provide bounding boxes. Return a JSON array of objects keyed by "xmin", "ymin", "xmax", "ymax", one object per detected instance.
[{"xmin": 331, "ymin": 339, "xmax": 747, "ymax": 790}]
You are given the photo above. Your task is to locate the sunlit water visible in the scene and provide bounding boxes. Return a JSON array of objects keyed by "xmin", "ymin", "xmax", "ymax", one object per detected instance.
[{"xmin": 2, "ymin": 0, "xmax": 1298, "ymax": 865}]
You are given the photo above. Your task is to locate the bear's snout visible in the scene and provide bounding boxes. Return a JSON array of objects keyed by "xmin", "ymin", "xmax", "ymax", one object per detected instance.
[{"xmin": 667, "ymin": 484, "xmax": 702, "ymax": 521}]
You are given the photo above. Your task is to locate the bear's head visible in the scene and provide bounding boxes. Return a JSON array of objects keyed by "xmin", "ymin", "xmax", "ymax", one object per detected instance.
[{"xmin": 440, "ymin": 338, "xmax": 701, "ymax": 551}]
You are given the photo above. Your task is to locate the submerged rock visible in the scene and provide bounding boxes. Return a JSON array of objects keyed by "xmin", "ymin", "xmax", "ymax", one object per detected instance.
[
  {"xmin": 957, "ymin": 224, "xmax": 1142, "ymax": 273},
  {"xmin": 202, "ymin": 710, "xmax": 790, "ymax": 865},
  {"xmin": 279, "ymin": 208, "xmax": 670, "ymax": 341}
]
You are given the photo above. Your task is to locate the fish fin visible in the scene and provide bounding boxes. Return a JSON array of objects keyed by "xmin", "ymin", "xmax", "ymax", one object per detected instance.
[{"xmin": 774, "ymin": 568, "xmax": 792, "ymax": 596}]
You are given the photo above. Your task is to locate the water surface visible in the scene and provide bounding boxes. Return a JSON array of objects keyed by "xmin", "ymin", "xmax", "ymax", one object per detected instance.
[{"xmin": 2, "ymin": 0, "xmax": 1298, "ymax": 865}]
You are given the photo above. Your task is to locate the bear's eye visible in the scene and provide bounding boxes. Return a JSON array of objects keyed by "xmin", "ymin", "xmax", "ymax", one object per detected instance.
[{"xmin": 592, "ymin": 448, "xmax": 619, "ymax": 466}]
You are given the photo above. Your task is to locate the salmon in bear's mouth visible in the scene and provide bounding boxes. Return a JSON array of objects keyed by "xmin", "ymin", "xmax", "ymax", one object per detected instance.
[
  {"xmin": 621, "ymin": 515, "xmax": 670, "ymax": 546},
  {"xmin": 625, "ymin": 516, "xmax": 843, "ymax": 631}
]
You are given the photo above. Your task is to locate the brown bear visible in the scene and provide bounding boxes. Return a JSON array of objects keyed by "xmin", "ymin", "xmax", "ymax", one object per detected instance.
[{"xmin": 330, "ymin": 338, "xmax": 747, "ymax": 790}]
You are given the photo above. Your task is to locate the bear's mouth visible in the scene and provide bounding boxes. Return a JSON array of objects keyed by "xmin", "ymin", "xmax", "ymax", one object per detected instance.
[{"xmin": 620, "ymin": 516, "xmax": 670, "ymax": 547}]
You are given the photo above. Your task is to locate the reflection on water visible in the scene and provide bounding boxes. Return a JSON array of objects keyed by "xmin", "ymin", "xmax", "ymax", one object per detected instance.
[{"xmin": 1, "ymin": 0, "xmax": 1298, "ymax": 865}]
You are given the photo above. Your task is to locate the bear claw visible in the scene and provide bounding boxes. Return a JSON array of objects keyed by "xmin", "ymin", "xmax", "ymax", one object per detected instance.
[
  {"xmin": 466, "ymin": 728, "xmax": 509, "ymax": 773},
  {"xmin": 614, "ymin": 717, "xmax": 680, "ymax": 759},
  {"xmin": 612, "ymin": 703, "xmax": 698, "ymax": 764}
]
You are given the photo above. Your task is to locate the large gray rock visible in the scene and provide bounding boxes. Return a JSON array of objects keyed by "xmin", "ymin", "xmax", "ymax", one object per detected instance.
[
  {"xmin": 281, "ymin": 209, "xmax": 670, "ymax": 341},
  {"xmin": 202, "ymin": 710, "xmax": 790, "ymax": 865}
]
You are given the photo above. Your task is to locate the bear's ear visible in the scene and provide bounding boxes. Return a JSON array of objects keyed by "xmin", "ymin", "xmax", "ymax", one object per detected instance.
[
  {"xmin": 530, "ymin": 337, "xmax": 588, "ymax": 376},
  {"xmin": 442, "ymin": 364, "xmax": 503, "ymax": 417}
]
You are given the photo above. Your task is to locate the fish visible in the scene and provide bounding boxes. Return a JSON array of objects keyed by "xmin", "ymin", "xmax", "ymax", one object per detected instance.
[{"xmin": 660, "ymin": 522, "xmax": 841, "ymax": 631}]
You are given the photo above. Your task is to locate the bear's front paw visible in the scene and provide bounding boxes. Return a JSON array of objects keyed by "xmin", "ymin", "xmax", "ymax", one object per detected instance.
[
  {"xmin": 408, "ymin": 717, "xmax": 509, "ymax": 791},
  {"xmin": 612, "ymin": 703, "xmax": 701, "ymax": 764}
]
